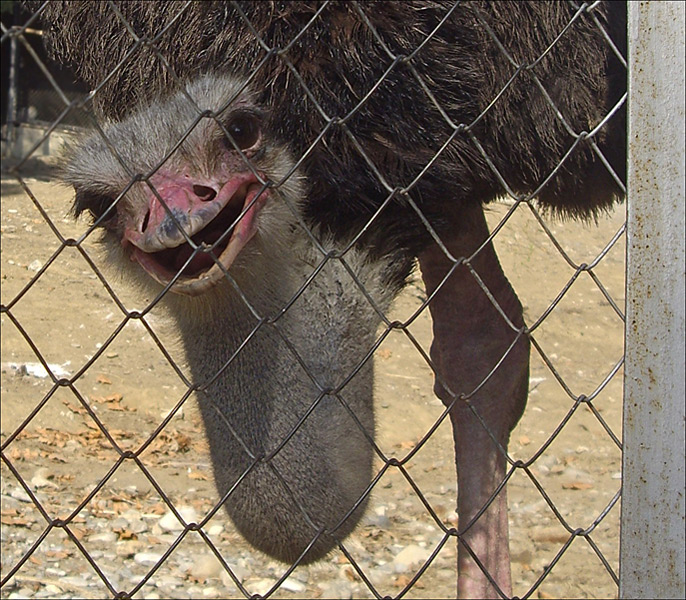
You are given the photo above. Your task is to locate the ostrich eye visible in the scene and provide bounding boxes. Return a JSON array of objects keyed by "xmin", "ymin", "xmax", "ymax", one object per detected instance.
[
  {"xmin": 224, "ymin": 112, "xmax": 261, "ymax": 150},
  {"xmin": 74, "ymin": 188, "xmax": 117, "ymax": 223}
]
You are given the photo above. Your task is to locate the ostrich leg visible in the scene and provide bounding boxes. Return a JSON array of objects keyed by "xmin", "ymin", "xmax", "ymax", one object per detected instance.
[{"xmin": 419, "ymin": 205, "xmax": 530, "ymax": 599}]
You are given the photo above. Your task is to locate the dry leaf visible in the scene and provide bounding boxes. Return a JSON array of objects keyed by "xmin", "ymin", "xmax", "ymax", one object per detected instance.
[
  {"xmin": 96, "ymin": 375, "xmax": 112, "ymax": 384},
  {"xmin": 11, "ymin": 448, "xmax": 39, "ymax": 461},
  {"xmin": 91, "ymin": 393, "xmax": 123, "ymax": 404},
  {"xmin": 116, "ymin": 529, "xmax": 138, "ymax": 540},
  {"xmin": 533, "ymin": 528, "xmax": 569, "ymax": 544},
  {"xmin": 7, "ymin": 447, "xmax": 22, "ymax": 460},
  {"xmin": 70, "ymin": 526, "xmax": 88, "ymax": 541},
  {"xmin": 175, "ymin": 432, "xmax": 192, "ymax": 451},
  {"xmin": 1, "ymin": 516, "xmax": 32, "ymax": 526},
  {"xmin": 44, "ymin": 453, "xmax": 67, "ymax": 463},
  {"xmin": 562, "ymin": 481, "xmax": 593, "ymax": 490},
  {"xmin": 149, "ymin": 503, "xmax": 167, "ymax": 515},
  {"xmin": 61, "ymin": 400, "xmax": 86, "ymax": 415}
]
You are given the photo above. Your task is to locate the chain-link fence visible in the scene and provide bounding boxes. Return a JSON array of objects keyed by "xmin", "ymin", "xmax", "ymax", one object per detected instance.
[{"xmin": 0, "ymin": 1, "xmax": 647, "ymax": 598}]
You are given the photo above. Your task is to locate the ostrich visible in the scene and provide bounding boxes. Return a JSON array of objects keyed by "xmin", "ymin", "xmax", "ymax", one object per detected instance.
[{"xmin": 35, "ymin": 1, "xmax": 626, "ymax": 597}]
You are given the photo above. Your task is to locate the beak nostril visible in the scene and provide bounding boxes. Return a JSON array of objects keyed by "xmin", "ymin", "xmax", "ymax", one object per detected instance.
[
  {"xmin": 141, "ymin": 210, "xmax": 150, "ymax": 233},
  {"xmin": 193, "ymin": 184, "xmax": 217, "ymax": 202}
]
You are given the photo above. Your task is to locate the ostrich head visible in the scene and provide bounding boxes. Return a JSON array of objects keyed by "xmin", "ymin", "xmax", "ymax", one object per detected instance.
[{"xmin": 64, "ymin": 75, "xmax": 305, "ymax": 300}]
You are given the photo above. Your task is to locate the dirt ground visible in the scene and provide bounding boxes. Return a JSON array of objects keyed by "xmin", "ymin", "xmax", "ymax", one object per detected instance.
[{"xmin": 1, "ymin": 164, "xmax": 625, "ymax": 599}]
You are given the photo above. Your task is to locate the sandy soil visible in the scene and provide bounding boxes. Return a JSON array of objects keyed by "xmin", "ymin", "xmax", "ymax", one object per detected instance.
[{"xmin": 1, "ymin": 165, "xmax": 625, "ymax": 599}]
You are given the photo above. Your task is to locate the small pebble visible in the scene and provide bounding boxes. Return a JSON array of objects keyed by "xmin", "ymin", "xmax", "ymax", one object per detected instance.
[
  {"xmin": 43, "ymin": 585, "xmax": 63, "ymax": 595},
  {"xmin": 158, "ymin": 507, "xmax": 198, "ymax": 531},
  {"xmin": 127, "ymin": 519, "xmax": 148, "ymax": 534},
  {"xmin": 134, "ymin": 552, "xmax": 164, "ymax": 566},
  {"xmin": 1, "ymin": 495, "xmax": 25, "ymax": 510},
  {"xmin": 117, "ymin": 541, "xmax": 143, "ymax": 557},
  {"xmin": 392, "ymin": 544, "xmax": 428, "ymax": 572},
  {"xmin": 10, "ymin": 488, "xmax": 31, "ymax": 503},
  {"xmin": 60, "ymin": 576, "xmax": 90, "ymax": 588},
  {"xmin": 88, "ymin": 531, "xmax": 117, "ymax": 544},
  {"xmin": 31, "ymin": 468, "xmax": 57, "ymax": 489},
  {"xmin": 318, "ymin": 581, "xmax": 353, "ymax": 600},
  {"xmin": 154, "ymin": 575, "xmax": 181, "ymax": 590},
  {"xmin": 248, "ymin": 578, "xmax": 276, "ymax": 597},
  {"xmin": 281, "ymin": 577, "xmax": 306, "ymax": 593},
  {"xmin": 191, "ymin": 554, "xmax": 222, "ymax": 582},
  {"xmin": 220, "ymin": 562, "xmax": 249, "ymax": 586},
  {"xmin": 366, "ymin": 505, "xmax": 391, "ymax": 529}
]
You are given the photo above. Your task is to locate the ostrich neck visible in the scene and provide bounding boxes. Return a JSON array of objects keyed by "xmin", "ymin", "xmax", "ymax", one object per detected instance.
[
  {"xmin": 167, "ymin": 240, "xmax": 393, "ymax": 561},
  {"xmin": 174, "ymin": 245, "xmax": 381, "ymax": 455}
]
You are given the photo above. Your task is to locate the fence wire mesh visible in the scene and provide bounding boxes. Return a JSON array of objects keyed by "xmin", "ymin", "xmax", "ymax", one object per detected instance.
[{"xmin": 2, "ymin": 1, "xmax": 626, "ymax": 599}]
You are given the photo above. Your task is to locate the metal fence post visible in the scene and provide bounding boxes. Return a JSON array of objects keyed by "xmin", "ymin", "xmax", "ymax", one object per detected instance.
[{"xmin": 621, "ymin": 2, "xmax": 686, "ymax": 598}]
